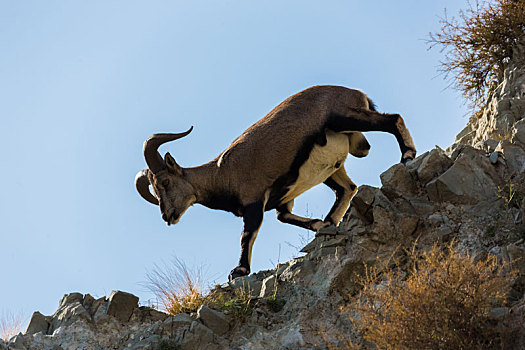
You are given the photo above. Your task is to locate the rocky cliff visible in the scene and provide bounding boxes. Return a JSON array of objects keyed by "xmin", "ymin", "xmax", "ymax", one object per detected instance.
[{"xmin": 4, "ymin": 46, "xmax": 525, "ymax": 350}]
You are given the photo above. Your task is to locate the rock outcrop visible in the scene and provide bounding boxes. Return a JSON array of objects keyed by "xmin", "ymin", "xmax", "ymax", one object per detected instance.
[{"xmin": 4, "ymin": 39, "xmax": 525, "ymax": 350}]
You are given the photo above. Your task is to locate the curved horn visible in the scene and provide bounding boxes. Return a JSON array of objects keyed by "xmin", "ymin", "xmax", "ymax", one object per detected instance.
[
  {"xmin": 143, "ymin": 126, "xmax": 193, "ymax": 173},
  {"xmin": 135, "ymin": 169, "xmax": 159, "ymax": 205}
]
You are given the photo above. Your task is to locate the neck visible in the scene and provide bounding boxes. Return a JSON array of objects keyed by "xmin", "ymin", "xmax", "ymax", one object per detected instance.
[
  {"xmin": 183, "ymin": 162, "xmax": 243, "ymax": 216},
  {"xmin": 183, "ymin": 162, "xmax": 219, "ymax": 204}
]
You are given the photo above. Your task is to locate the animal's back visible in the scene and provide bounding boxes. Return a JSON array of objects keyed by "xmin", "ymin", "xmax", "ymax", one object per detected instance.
[{"xmin": 215, "ymin": 85, "xmax": 369, "ymax": 201}]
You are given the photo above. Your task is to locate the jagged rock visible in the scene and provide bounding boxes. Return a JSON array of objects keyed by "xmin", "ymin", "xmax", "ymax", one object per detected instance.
[
  {"xmin": 58, "ymin": 293, "xmax": 83, "ymax": 308},
  {"xmin": 82, "ymin": 294, "xmax": 95, "ymax": 311},
  {"xmin": 316, "ymin": 224, "xmax": 338, "ymax": 236},
  {"xmin": 350, "ymin": 185, "xmax": 378, "ymax": 224},
  {"xmin": 130, "ymin": 306, "xmax": 168, "ymax": 323},
  {"xmin": 414, "ymin": 148, "xmax": 453, "ymax": 185},
  {"xmin": 161, "ymin": 313, "xmax": 192, "ymax": 341},
  {"xmin": 321, "ymin": 235, "xmax": 347, "ymax": 248},
  {"xmin": 330, "ymin": 259, "xmax": 367, "ymax": 298},
  {"xmin": 93, "ymin": 300, "xmax": 109, "ymax": 324},
  {"xmin": 25, "ymin": 311, "xmax": 50, "ymax": 335},
  {"xmin": 428, "ymin": 214, "xmax": 450, "ymax": 227},
  {"xmin": 89, "ymin": 296, "xmax": 106, "ymax": 316},
  {"xmin": 106, "ymin": 290, "xmax": 139, "ymax": 323},
  {"xmin": 259, "ymin": 275, "xmax": 277, "ymax": 298},
  {"xmin": 196, "ymin": 305, "xmax": 229, "ymax": 336},
  {"xmin": 7, "ymin": 334, "xmax": 29, "ymax": 350},
  {"xmin": 226, "ymin": 273, "xmax": 263, "ymax": 297},
  {"xmin": 163, "ymin": 312, "xmax": 193, "ymax": 327},
  {"xmin": 496, "ymin": 140, "xmax": 525, "ymax": 173},
  {"xmin": 405, "ymin": 196, "xmax": 436, "ymax": 215},
  {"xmin": 513, "ymin": 119, "xmax": 525, "ymax": 145},
  {"xmin": 380, "ymin": 163, "xmax": 418, "ymax": 197},
  {"xmin": 426, "ymin": 149, "xmax": 499, "ymax": 204},
  {"xmin": 181, "ymin": 321, "xmax": 214, "ymax": 350},
  {"xmin": 50, "ymin": 294, "xmax": 92, "ymax": 333}
]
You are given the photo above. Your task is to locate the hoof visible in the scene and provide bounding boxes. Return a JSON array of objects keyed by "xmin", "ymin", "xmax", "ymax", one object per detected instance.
[
  {"xmin": 401, "ymin": 149, "xmax": 416, "ymax": 165},
  {"xmin": 311, "ymin": 220, "xmax": 331, "ymax": 231},
  {"xmin": 228, "ymin": 266, "xmax": 249, "ymax": 281},
  {"xmin": 316, "ymin": 224, "xmax": 338, "ymax": 236}
]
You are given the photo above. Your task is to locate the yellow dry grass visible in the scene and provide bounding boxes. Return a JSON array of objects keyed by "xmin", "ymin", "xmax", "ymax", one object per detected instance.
[
  {"xmin": 145, "ymin": 257, "xmax": 206, "ymax": 315},
  {"xmin": 345, "ymin": 242, "xmax": 518, "ymax": 349}
]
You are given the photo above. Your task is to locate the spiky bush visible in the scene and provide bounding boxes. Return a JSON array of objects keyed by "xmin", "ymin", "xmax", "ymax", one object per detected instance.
[
  {"xmin": 145, "ymin": 257, "xmax": 207, "ymax": 315},
  {"xmin": 346, "ymin": 243, "xmax": 518, "ymax": 349},
  {"xmin": 428, "ymin": 0, "xmax": 525, "ymax": 111},
  {"xmin": 145, "ymin": 258, "xmax": 255, "ymax": 319}
]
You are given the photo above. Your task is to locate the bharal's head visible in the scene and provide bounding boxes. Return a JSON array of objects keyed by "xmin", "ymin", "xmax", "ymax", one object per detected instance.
[{"xmin": 135, "ymin": 127, "xmax": 196, "ymax": 226}]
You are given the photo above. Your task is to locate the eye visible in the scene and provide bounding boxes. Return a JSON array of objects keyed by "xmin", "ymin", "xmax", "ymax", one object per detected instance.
[{"xmin": 162, "ymin": 179, "xmax": 170, "ymax": 187}]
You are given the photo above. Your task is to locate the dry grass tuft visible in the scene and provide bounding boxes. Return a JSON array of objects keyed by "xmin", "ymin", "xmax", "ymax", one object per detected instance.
[
  {"xmin": 0, "ymin": 309, "xmax": 24, "ymax": 341},
  {"xmin": 428, "ymin": 0, "xmax": 525, "ymax": 111},
  {"xmin": 145, "ymin": 257, "xmax": 206, "ymax": 315},
  {"xmin": 346, "ymin": 242, "xmax": 519, "ymax": 349}
]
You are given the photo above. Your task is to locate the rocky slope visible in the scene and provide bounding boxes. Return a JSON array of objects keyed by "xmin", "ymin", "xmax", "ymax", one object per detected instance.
[{"xmin": 4, "ymin": 47, "xmax": 525, "ymax": 350}]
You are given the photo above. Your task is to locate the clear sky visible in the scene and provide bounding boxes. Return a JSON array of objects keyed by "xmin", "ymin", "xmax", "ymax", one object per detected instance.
[{"xmin": 1, "ymin": 0, "xmax": 469, "ymax": 325}]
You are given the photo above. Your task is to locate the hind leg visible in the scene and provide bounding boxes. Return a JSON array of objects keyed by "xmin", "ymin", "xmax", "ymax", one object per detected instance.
[
  {"xmin": 323, "ymin": 166, "xmax": 357, "ymax": 225},
  {"xmin": 327, "ymin": 108, "xmax": 416, "ymax": 163},
  {"xmin": 276, "ymin": 200, "xmax": 330, "ymax": 231}
]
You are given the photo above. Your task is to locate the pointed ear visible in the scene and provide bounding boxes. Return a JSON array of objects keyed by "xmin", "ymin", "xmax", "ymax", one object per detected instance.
[{"xmin": 165, "ymin": 152, "xmax": 183, "ymax": 176}]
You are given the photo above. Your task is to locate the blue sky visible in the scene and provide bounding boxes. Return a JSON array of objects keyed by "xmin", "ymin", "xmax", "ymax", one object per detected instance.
[{"xmin": 1, "ymin": 1, "xmax": 468, "ymax": 324}]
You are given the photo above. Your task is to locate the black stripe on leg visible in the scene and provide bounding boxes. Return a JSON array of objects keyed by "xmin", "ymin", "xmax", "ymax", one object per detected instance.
[
  {"xmin": 324, "ymin": 178, "xmax": 353, "ymax": 224},
  {"xmin": 326, "ymin": 111, "xmax": 397, "ymax": 134},
  {"xmin": 238, "ymin": 202, "xmax": 264, "ymax": 270}
]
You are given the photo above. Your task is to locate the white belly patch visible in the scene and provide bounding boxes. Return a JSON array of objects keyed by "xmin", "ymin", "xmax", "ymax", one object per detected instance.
[{"xmin": 281, "ymin": 131, "xmax": 349, "ymax": 203}]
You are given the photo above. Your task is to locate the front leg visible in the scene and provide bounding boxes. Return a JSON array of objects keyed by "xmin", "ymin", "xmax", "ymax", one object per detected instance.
[
  {"xmin": 323, "ymin": 166, "xmax": 357, "ymax": 225},
  {"xmin": 276, "ymin": 200, "xmax": 331, "ymax": 231},
  {"xmin": 229, "ymin": 202, "xmax": 264, "ymax": 281}
]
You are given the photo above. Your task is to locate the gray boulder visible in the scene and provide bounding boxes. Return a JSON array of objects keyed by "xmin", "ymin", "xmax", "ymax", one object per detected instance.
[
  {"xmin": 415, "ymin": 148, "xmax": 453, "ymax": 185},
  {"xmin": 196, "ymin": 305, "xmax": 229, "ymax": 336},
  {"xmin": 513, "ymin": 119, "xmax": 525, "ymax": 145},
  {"xmin": 50, "ymin": 294, "xmax": 92, "ymax": 333},
  {"xmin": 181, "ymin": 321, "xmax": 214, "ymax": 350},
  {"xmin": 25, "ymin": 311, "xmax": 50, "ymax": 335},
  {"xmin": 496, "ymin": 140, "xmax": 525, "ymax": 173},
  {"xmin": 106, "ymin": 290, "xmax": 139, "ymax": 323},
  {"xmin": 259, "ymin": 275, "xmax": 277, "ymax": 299},
  {"xmin": 426, "ymin": 149, "xmax": 499, "ymax": 204},
  {"xmin": 380, "ymin": 163, "xmax": 418, "ymax": 197}
]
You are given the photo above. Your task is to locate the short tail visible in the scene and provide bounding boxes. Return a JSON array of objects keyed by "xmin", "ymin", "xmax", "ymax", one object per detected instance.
[{"xmin": 367, "ymin": 97, "xmax": 377, "ymax": 111}]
